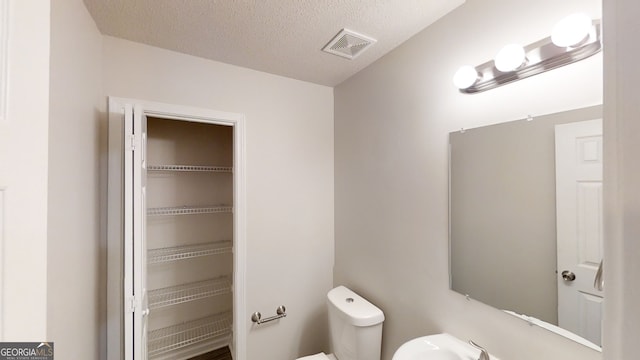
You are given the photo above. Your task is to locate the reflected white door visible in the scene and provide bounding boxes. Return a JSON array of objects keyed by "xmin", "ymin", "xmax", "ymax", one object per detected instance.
[{"xmin": 555, "ymin": 119, "xmax": 603, "ymax": 346}]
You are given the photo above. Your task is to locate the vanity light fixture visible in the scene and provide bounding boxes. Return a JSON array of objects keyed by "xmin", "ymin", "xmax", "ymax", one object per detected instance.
[
  {"xmin": 551, "ymin": 13, "xmax": 593, "ymax": 47},
  {"xmin": 452, "ymin": 65, "xmax": 480, "ymax": 90},
  {"xmin": 494, "ymin": 44, "xmax": 527, "ymax": 72},
  {"xmin": 453, "ymin": 13, "xmax": 601, "ymax": 93}
]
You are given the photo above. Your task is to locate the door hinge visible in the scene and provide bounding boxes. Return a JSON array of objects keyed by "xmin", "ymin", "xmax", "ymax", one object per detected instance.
[
  {"xmin": 126, "ymin": 296, "xmax": 136, "ymax": 313},
  {"xmin": 125, "ymin": 134, "xmax": 136, "ymax": 152},
  {"xmin": 126, "ymin": 134, "xmax": 141, "ymax": 152}
]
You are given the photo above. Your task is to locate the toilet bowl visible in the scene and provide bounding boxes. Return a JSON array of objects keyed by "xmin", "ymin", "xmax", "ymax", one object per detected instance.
[{"xmin": 296, "ymin": 286, "xmax": 385, "ymax": 360}]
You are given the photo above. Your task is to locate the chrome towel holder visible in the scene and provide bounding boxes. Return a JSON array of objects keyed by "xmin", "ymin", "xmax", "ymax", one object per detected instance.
[{"xmin": 251, "ymin": 305, "xmax": 287, "ymax": 324}]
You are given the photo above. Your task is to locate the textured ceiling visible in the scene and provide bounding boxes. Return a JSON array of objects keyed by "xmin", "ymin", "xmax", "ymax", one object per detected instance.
[{"xmin": 83, "ymin": 0, "xmax": 465, "ymax": 86}]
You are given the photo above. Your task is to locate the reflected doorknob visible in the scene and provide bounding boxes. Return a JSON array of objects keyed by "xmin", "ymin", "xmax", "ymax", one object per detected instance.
[{"xmin": 561, "ymin": 270, "xmax": 576, "ymax": 281}]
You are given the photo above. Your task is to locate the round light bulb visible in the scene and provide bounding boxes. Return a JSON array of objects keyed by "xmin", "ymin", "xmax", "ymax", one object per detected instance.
[
  {"xmin": 453, "ymin": 65, "xmax": 479, "ymax": 89},
  {"xmin": 552, "ymin": 13, "xmax": 593, "ymax": 47},
  {"xmin": 494, "ymin": 44, "xmax": 526, "ymax": 72}
]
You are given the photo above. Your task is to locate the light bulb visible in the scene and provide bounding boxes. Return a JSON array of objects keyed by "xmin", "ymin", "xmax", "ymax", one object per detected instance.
[
  {"xmin": 494, "ymin": 44, "xmax": 526, "ymax": 72},
  {"xmin": 552, "ymin": 13, "xmax": 593, "ymax": 47},
  {"xmin": 453, "ymin": 65, "xmax": 480, "ymax": 89}
]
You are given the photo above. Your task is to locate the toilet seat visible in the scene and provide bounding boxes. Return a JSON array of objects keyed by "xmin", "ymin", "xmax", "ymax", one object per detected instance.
[{"xmin": 296, "ymin": 352, "xmax": 338, "ymax": 360}]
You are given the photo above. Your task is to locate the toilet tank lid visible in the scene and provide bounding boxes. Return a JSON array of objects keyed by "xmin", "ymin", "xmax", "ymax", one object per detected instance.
[{"xmin": 327, "ymin": 286, "xmax": 385, "ymax": 327}]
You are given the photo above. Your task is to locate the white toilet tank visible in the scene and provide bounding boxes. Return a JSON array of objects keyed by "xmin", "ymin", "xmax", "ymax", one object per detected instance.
[{"xmin": 327, "ymin": 286, "xmax": 385, "ymax": 360}]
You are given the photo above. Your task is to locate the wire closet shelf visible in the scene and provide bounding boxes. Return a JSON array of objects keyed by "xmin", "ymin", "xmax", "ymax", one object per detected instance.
[
  {"xmin": 148, "ymin": 240, "xmax": 233, "ymax": 264},
  {"xmin": 148, "ymin": 311, "xmax": 232, "ymax": 360},
  {"xmin": 147, "ymin": 205, "xmax": 233, "ymax": 217},
  {"xmin": 147, "ymin": 164, "xmax": 233, "ymax": 173},
  {"xmin": 148, "ymin": 276, "xmax": 232, "ymax": 310}
]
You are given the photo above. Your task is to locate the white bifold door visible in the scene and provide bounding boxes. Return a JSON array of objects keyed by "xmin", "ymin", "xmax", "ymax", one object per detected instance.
[
  {"xmin": 119, "ymin": 102, "xmax": 237, "ymax": 360},
  {"xmin": 123, "ymin": 104, "xmax": 149, "ymax": 360}
]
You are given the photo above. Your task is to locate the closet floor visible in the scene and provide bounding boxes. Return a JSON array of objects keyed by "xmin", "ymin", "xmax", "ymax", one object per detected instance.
[{"xmin": 189, "ymin": 346, "xmax": 232, "ymax": 360}]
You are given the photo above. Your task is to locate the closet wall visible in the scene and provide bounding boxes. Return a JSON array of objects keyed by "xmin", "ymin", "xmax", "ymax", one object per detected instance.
[{"xmin": 102, "ymin": 36, "xmax": 335, "ymax": 360}]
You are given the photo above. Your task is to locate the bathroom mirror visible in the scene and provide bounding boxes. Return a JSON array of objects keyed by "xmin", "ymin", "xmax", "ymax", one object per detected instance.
[{"xmin": 449, "ymin": 105, "xmax": 603, "ymax": 351}]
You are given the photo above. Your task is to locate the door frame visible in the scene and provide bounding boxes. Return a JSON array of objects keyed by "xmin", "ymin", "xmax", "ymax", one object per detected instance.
[{"xmin": 107, "ymin": 97, "xmax": 247, "ymax": 360}]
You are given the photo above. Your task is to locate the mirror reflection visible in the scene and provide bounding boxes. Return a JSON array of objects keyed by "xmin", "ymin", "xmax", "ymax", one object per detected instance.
[{"xmin": 449, "ymin": 105, "xmax": 603, "ymax": 350}]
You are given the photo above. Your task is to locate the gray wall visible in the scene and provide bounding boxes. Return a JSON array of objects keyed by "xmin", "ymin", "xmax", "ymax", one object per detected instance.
[
  {"xmin": 450, "ymin": 106, "xmax": 601, "ymax": 325},
  {"xmin": 48, "ymin": 0, "xmax": 104, "ymax": 358},
  {"xmin": 334, "ymin": 0, "xmax": 602, "ymax": 359},
  {"xmin": 102, "ymin": 36, "xmax": 335, "ymax": 360},
  {"xmin": 10, "ymin": 0, "xmax": 640, "ymax": 359}
]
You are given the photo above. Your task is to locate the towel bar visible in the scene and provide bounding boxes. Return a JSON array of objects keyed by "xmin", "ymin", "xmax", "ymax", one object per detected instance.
[{"xmin": 251, "ymin": 305, "xmax": 287, "ymax": 324}]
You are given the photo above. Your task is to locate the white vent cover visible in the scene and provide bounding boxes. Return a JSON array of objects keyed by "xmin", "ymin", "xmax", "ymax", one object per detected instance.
[{"xmin": 322, "ymin": 29, "xmax": 377, "ymax": 60}]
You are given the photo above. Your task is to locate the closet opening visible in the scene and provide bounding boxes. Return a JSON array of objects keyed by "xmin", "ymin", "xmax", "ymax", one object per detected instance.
[{"xmin": 145, "ymin": 117, "xmax": 234, "ymax": 360}]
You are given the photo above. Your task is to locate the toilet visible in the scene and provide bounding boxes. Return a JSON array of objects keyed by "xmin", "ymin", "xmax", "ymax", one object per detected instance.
[{"xmin": 297, "ymin": 285, "xmax": 385, "ymax": 360}]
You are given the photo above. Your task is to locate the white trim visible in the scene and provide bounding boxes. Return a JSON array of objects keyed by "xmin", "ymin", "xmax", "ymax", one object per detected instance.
[
  {"xmin": 107, "ymin": 98, "xmax": 126, "ymax": 360},
  {"xmin": 0, "ymin": 187, "xmax": 5, "ymax": 340},
  {"xmin": 109, "ymin": 97, "xmax": 244, "ymax": 125},
  {"xmin": 0, "ymin": 0, "xmax": 5, "ymax": 338},
  {"xmin": 107, "ymin": 97, "xmax": 247, "ymax": 360},
  {"xmin": 0, "ymin": 0, "xmax": 9, "ymax": 122},
  {"xmin": 232, "ymin": 109, "xmax": 247, "ymax": 360}
]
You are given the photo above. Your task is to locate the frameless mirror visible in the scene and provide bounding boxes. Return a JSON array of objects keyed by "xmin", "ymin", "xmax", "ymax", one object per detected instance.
[{"xmin": 449, "ymin": 105, "xmax": 603, "ymax": 351}]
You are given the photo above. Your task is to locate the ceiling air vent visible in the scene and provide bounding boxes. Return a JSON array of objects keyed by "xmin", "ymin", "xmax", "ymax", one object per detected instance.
[{"xmin": 322, "ymin": 29, "xmax": 377, "ymax": 60}]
